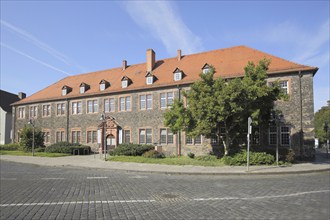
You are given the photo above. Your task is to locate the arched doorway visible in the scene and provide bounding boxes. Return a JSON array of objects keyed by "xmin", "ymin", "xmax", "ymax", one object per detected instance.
[{"xmin": 106, "ymin": 134, "xmax": 116, "ymax": 150}]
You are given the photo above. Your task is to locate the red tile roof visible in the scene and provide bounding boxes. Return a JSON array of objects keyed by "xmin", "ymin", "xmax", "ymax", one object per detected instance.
[{"xmin": 13, "ymin": 45, "xmax": 318, "ymax": 106}]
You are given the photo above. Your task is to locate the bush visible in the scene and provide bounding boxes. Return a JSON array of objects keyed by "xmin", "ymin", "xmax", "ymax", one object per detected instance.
[
  {"xmin": 19, "ymin": 126, "xmax": 45, "ymax": 152},
  {"xmin": 187, "ymin": 152, "xmax": 195, "ymax": 159},
  {"xmin": 142, "ymin": 149, "xmax": 165, "ymax": 158},
  {"xmin": 0, "ymin": 143, "xmax": 21, "ymax": 151},
  {"xmin": 285, "ymin": 149, "xmax": 295, "ymax": 163},
  {"xmin": 45, "ymin": 142, "xmax": 91, "ymax": 155},
  {"xmin": 262, "ymin": 148, "xmax": 296, "ymax": 163},
  {"xmin": 222, "ymin": 150, "xmax": 274, "ymax": 166},
  {"xmin": 111, "ymin": 144, "xmax": 154, "ymax": 156},
  {"xmin": 195, "ymin": 155, "xmax": 218, "ymax": 161}
]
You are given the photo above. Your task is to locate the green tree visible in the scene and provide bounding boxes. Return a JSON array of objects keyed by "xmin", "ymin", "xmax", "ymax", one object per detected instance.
[
  {"xmin": 164, "ymin": 59, "xmax": 284, "ymax": 155},
  {"xmin": 314, "ymin": 101, "xmax": 330, "ymax": 144},
  {"xmin": 19, "ymin": 126, "xmax": 45, "ymax": 152}
]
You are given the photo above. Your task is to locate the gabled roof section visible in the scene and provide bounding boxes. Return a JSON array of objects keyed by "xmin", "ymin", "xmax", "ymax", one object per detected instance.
[{"xmin": 13, "ymin": 45, "xmax": 318, "ymax": 106}]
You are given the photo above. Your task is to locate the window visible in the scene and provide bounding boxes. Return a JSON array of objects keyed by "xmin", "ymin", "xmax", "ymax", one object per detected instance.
[
  {"xmin": 119, "ymin": 96, "xmax": 131, "ymax": 111},
  {"xmin": 99, "ymin": 80, "xmax": 109, "ymax": 91},
  {"xmin": 87, "ymin": 100, "xmax": 98, "ymax": 113},
  {"xmin": 160, "ymin": 128, "xmax": 174, "ymax": 145},
  {"xmin": 62, "ymin": 86, "xmax": 71, "ymax": 96},
  {"xmin": 56, "ymin": 103, "xmax": 66, "ymax": 116},
  {"xmin": 100, "ymin": 83, "xmax": 106, "ymax": 91},
  {"xmin": 104, "ymin": 98, "xmax": 115, "ymax": 113},
  {"xmin": 140, "ymin": 94, "xmax": 152, "ymax": 110},
  {"xmin": 56, "ymin": 131, "xmax": 65, "ymax": 143},
  {"xmin": 62, "ymin": 88, "xmax": 67, "ymax": 96},
  {"xmin": 42, "ymin": 104, "xmax": 51, "ymax": 117},
  {"xmin": 146, "ymin": 76, "xmax": 153, "ymax": 85},
  {"xmin": 43, "ymin": 131, "xmax": 50, "ymax": 143},
  {"xmin": 186, "ymin": 134, "xmax": 202, "ymax": 145},
  {"xmin": 281, "ymin": 126, "xmax": 290, "ymax": 145},
  {"xmin": 269, "ymin": 126, "xmax": 277, "ymax": 145},
  {"xmin": 122, "ymin": 80, "xmax": 128, "ymax": 88},
  {"xmin": 29, "ymin": 106, "xmax": 38, "ymax": 118},
  {"xmin": 160, "ymin": 92, "xmax": 174, "ymax": 109},
  {"xmin": 17, "ymin": 107, "xmax": 25, "ymax": 119},
  {"xmin": 87, "ymin": 130, "xmax": 97, "ymax": 143},
  {"xmin": 279, "ymin": 81, "xmax": 289, "ymax": 94},
  {"xmin": 124, "ymin": 130, "xmax": 131, "ymax": 143},
  {"xmin": 139, "ymin": 128, "xmax": 152, "ymax": 144},
  {"xmin": 72, "ymin": 131, "xmax": 81, "ymax": 144},
  {"xmin": 202, "ymin": 64, "xmax": 210, "ymax": 74},
  {"xmin": 80, "ymin": 86, "xmax": 85, "ymax": 94},
  {"xmin": 174, "ymin": 72, "xmax": 182, "ymax": 81},
  {"xmin": 72, "ymin": 101, "xmax": 82, "ymax": 114}
]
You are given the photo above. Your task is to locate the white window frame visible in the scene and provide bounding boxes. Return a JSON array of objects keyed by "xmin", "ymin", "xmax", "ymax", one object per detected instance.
[
  {"xmin": 17, "ymin": 107, "xmax": 25, "ymax": 119},
  {"xmin": 160, "ymin": 128, "xmax": 174, "ymax": 145},
  {"xmin": 29, "ymin": 106, "xmax": 38, "ymax": 119},
  {"xmin": 119, "ymin": 96, "xmax": 131, "ymax": 111},
  {"xmin": 56, "ymin": 103, "xmax": 66, "ymax": 116},
  {"xmin": 72, "ymin": 101, "xmax": 82, "ymax": 115},
  {"xmin": 146, "ymin": 76, "xmax": 153, "ymax": 85},
  {"xmin": 122, "ymin": 80, "xmax": 128, "ymax": 88},
  {"xmin": 160, "ymin": 92, "xmax": 174, "ymax": 109},
  {"xmin": 42, "ymin": 104, "xmax": 51, "ymax": 117},
  {"xmin": 174, "ymin": 72, "xmax": 182, "ymax": 81},
  {"xmin": 104, "ymin": 98, "xmax": 115, "ymax": 113},
  {"xmin": 139, "ymin": 128, "xmax": 152, "ymax": 144},
  {"xmin": 87, "ymin": 100, "xmax": 98, "ymax": 113}
]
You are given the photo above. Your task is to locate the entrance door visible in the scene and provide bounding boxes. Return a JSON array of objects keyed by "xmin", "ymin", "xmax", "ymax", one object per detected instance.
[{"xmin": 106, "ymin": 135, "xmax": 116, "ymax": 150}]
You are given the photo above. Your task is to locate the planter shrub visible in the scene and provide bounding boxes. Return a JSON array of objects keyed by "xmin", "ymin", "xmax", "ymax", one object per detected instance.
[
  {"xmin": 45, "ymin": 142, "xmax": 91, "ymax": 155},
  {"xmin": 222, "ymin": 150, "xmax": 274, "ymax": 166},
  {"xmin": 142, "ymin": 149, "xmax": 165, "ymax": 158},
  {"xmin": 111, "ymin": 144, "xmax": 154, "ymax": 156}
]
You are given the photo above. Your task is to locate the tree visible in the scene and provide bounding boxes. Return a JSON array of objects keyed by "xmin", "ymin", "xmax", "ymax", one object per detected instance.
[
  {"xmin": 314, "ymin": 101, "xmax": 330, "ymax": 144},
  {"xmin": 164, "ymin": 59, "xmax": 284, "ymax": 156},
  {"xmin": 19, "ymin": 126, "xmax": 45, "ymax": 152}
]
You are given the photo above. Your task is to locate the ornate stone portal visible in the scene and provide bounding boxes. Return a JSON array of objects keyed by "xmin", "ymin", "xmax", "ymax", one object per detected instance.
[{"xmin": 99, "ymin": 116, "xmax": 120, "ymax": 152}]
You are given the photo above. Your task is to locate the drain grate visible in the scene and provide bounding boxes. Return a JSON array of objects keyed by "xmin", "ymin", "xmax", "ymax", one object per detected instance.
[{"xmin": 152, "ymin": 193, "xmax": 189, "ymax": 202}]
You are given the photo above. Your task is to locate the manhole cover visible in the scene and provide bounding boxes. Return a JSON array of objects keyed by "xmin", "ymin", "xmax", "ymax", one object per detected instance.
[
  {"xmin": 152, "ymin": 193, "xmax": 188, "ymax": 202},
  {"xmin": 162, "ymin": 193, "xmax": 178, "ymax": 199}
]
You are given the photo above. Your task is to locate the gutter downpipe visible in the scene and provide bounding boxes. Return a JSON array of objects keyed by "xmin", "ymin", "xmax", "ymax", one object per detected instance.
[
  {"xmin": 177, "ymin": 85, "xmax": 182, "ymax": 156},
  {"xmin": 299, "ymin": 71, "xmax": 303, "ymax": 158},
  {"xmin": 66, "ymin": 99, "xmax": 70, "ymax": 143}
]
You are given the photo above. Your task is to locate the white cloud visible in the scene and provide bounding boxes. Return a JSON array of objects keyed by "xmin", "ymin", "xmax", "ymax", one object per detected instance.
[
  {"xmin": 123, "ymin": 1, "xmax": 203, "ymax": 55},
  {"xmin": 1, "ymin": 20, "xmax": 86, "ymax": 72},
  {"xmin": 1, "ymin": 43, "xmax": 71, "ymax": 76}
]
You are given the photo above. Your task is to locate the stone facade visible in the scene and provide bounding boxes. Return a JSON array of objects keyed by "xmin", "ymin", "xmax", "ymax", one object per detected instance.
[{"xmin": 11, "ymin": 46, "xmax": 317, "ymax": 157}]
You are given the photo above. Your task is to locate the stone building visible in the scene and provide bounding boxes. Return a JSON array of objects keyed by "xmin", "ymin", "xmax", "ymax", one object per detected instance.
[{"xmin": 11, "ymin": 46, "xmax": 318, "ymax": 157}]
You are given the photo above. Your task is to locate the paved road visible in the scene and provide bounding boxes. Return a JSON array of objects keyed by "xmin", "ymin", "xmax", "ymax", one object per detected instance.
[{"xmin": 1, "ymin": 161, "xmax": 329, "ymax": 220}]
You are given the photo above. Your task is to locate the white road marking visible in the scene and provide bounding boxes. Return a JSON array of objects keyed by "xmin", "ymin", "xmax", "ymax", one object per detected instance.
[
  {"xmin": 0, "ymin": 200, "xmax": 156, "ymax": 207},
  {"xmin": 194, "ymin": 189, "xmax": 330, "ymax": 201},
  {"xmin": 86, "ymin": 177, "xmax": 108, "ymax": 179},
  {"xmin": 41, "ymin": 178, "xmax": 65, "ymax": 180},
  {"xmin": 1, "ymin": 178, "xmax": 17, "ymax": 180}
]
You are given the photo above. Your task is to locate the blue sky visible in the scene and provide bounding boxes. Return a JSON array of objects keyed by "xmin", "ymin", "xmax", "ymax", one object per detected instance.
[{"xmin": 1, "ymin": 1, "xmax": 329, "ymax": 112}]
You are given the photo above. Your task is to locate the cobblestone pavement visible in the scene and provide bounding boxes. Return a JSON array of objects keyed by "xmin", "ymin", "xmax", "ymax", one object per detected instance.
[{"xmin": 1, "ymin": 161, "xmax": 329, "ymax": 220}]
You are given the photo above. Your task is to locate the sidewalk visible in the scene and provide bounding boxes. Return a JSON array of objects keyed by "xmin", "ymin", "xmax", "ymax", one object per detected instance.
[{"xmin": 1, "ymin": 152, "xmax": 329, "ymax": 175}]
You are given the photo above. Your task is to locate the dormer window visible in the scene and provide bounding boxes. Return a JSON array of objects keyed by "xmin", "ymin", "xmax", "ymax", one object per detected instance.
[
  {"xmin": 62, "ymin": 85, "xmax": 72, "ymax": 96},
  {"xmin": 173, "ymin": 68, "xmax": 183, "ymax": 81},
  {"xmin": 121, "ymin": 76, "xmax": 130, "ymax": 88},
  {"xmin": 80, "ymin": 82, "xmax": 89, "ymax": 94},
  {"xmin": 99, "ymin": 79, "xmax": 110, "ymax": 91},
  {"xmin": 145, "ymin": 72, "xmax": 154, "ymax": 85},
  {"xmin": 202, "ymin": 63, "xmax": 211, "ymax": 74}
]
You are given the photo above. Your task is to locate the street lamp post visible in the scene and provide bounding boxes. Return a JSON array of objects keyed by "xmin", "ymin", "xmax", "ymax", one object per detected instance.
[
  {"xmin": 272, "ymin": 112, "xmax": 283, "ymax": 167},
  {"xmin": 28, "ymin": 119, "xmax": 35, "ymax": 156},
  {"xmin": 100, "ymin": 113, "xmax": 106, "ymax": 161}
]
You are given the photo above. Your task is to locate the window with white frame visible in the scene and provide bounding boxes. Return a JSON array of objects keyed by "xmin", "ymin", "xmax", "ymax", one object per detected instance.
[
  {"xmin": 87, "ymin": 100, "xmax": 98, "ymax": 113},
  {"xmin": 42, "ymin": 104, "xmax": 51, "ymax": 117},
  {"xmin": 279, "ymin": 80, "xmax": 289, "ymax": 94},
  {"xmin": 100, "ymin": 83, "xmax": 106, "ymax": 91},
  {"xmin": 139, "ymin": 128, "xmax": 152, "ymax": 144},
  {"xmin": 160, "ymin": 92, "xmax": 174, "ymax": 109},
  {"xmin": 104, "ymin": 98, "xmax": 115, "ymax": 113},
  {"xmin": 119, "ymin": 96, "xmax": 131, "ymax": 111},
  {"xmin": 29, "ymin": 106, "xmax": 38, "ymax": 118},
  {"xmin": 80, "ymin": 86, "xmax": 85, "ymax": 94},
  {"xmin": 17, "ymin": 107, "xmax": 25, "ymax": 119},
  {"xmin": 56, "ymin": 103, "xmax": 66, "ymax": 116},
  {"xmin": 174, "ymin": 71, "xmax": 182, "ymax": 81},
  {"xmin": 72, "ymin": 101, "xmax": 82, "ymax": 115},
  {"xmin": 140, "ymin": 94, "xmax": 152, "ymax": 110},
  {"xmin": 269, "ymin": 126, "xmax": 277, "ymax": 145},
  {"xmin": 146, "ymin": 76, "xmax": 153, "ymax": 85},
  {"xmin": 160, "ymin": 128, "xmax": 174, "ymax": 145},
  {"xmin": 122, "ymin": 80, "xmax": 128, "ymax": 88},
  {"xmin": 281, "ymin": 126, "xmax": 290, "ymax": 145}
]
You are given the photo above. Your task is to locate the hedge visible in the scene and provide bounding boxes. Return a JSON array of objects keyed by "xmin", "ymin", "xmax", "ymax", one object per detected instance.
[
  {"xmin": 0, "ymin": 143, "xmax": 21, "ymax": 151},
  {"xmin": 222, "ymin": 150, "xmax": 274, "ymax": 165},
  {"xmin": 111, "ymin": 144, "xmax": 154, "ymax": 156},
  {"xmin": 45, "ymin": 142, "xmax": 91, "ymax": 155}
]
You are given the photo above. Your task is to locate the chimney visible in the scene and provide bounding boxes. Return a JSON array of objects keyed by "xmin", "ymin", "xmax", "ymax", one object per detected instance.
[
  {"xmin": 146, "ymin": 49, "xmax": 155, "ymax": 72},
  {"xmin": 122, "ymin": 60, "xmax": 127, "ymax": 70},
  {"xmin": 177, "ymin": 49, "xmax": 182, "ymax": 61},
  {"xmin": 18, "ymin": 92, "xmax": 26, "ymax": 100}
]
